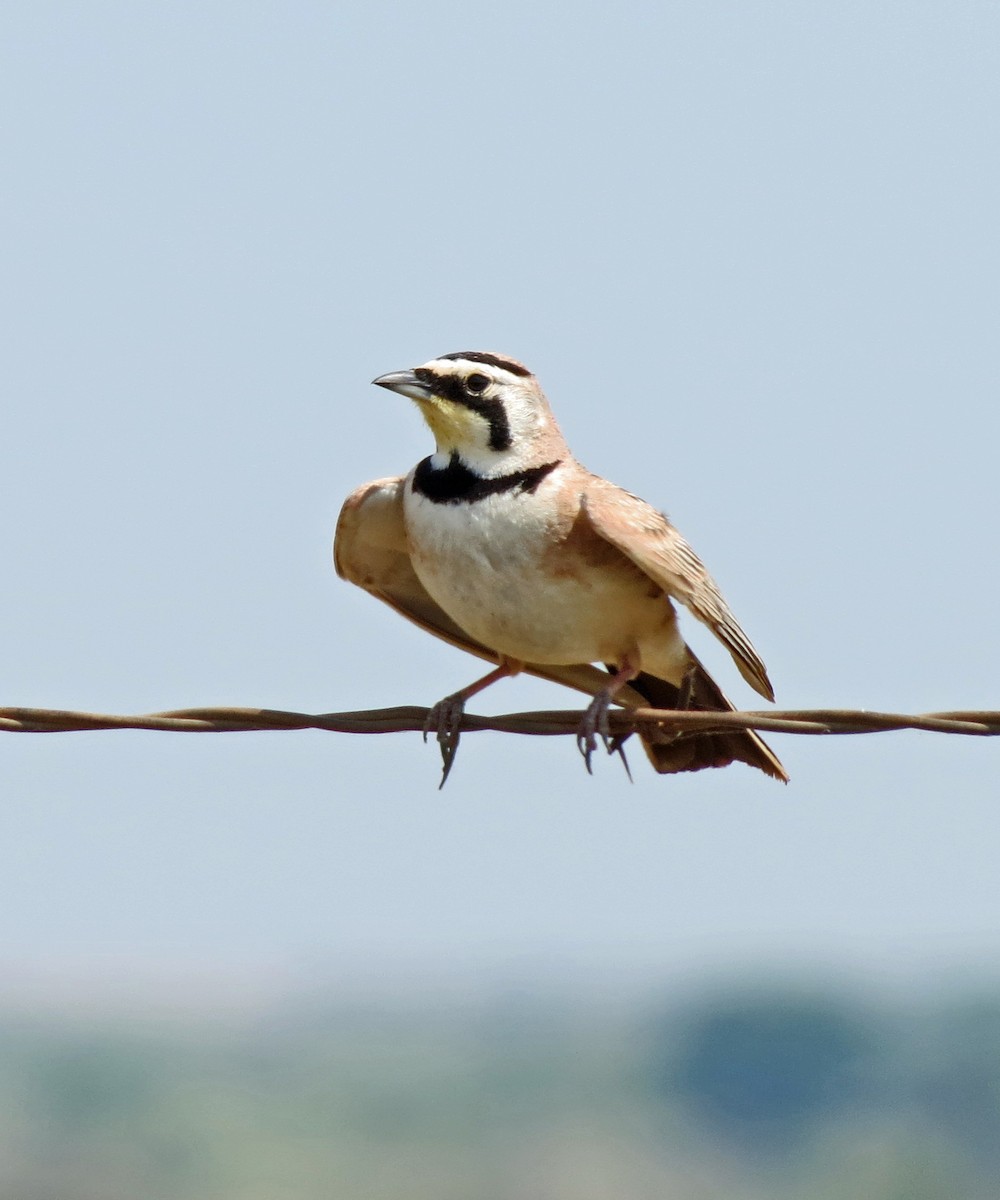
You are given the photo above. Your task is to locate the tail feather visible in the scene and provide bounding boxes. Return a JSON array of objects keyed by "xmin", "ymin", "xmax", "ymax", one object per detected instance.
[{"xmin": 619, "ymin": 656, "xmax": 788, "ymax": 782}]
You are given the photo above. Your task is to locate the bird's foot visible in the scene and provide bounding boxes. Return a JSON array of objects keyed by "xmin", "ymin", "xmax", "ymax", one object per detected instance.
[
  {"xmin": 576, "ymin": 691, "xmax": 615, "ymax": 775},
  {"xmin": 423, "ymin": 693, "xmax": 466, "ymax": 788}
]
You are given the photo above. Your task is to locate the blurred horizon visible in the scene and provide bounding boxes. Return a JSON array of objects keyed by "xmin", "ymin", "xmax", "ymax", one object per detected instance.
[
  {"xmin": 2, "ymin": 953, "xmax": 999, "ymax": 1016},
  {"xmin": 3, "ymin": 974, "xmax": 1000, "ymax": 1199}
]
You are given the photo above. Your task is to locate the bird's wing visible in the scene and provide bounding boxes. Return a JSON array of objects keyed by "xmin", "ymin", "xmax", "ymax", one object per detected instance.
[
  {"xmin": 580, "ymin": 475, "xmax": 775, "ymax": 701},
  {"xmin": 334, "ymin": 476, "xmax": 632, "ymax": 702}
]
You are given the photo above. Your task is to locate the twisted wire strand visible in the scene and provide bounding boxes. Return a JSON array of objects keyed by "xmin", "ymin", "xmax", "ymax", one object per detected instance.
[{"xmin": 0, "ymin": 705, "xmax": 998, "ymax": 738}]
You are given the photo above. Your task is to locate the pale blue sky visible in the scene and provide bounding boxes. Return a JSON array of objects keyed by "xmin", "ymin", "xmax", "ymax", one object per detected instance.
[{"xmin": 1, "ymin": 1, "xmax": 999, "ymax": 1003}]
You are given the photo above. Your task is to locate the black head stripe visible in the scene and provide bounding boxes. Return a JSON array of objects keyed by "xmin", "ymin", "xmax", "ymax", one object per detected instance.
[
  {"xmin": 438, "ymin": 351, "xmax": 532, "ymax": 377},
  {"xmin": 413, "ymin": 366, "xmax": 512, "ymax": 451}
]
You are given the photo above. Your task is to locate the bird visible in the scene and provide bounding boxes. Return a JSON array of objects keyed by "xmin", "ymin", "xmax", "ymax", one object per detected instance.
[{"xmin": 334, "ymin": 350, "xmax": 787, "ymax": 785}]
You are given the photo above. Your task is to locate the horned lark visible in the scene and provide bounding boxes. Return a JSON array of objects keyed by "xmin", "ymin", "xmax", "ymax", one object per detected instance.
[{"xmin": 335, "ymin": 351, "xmax": 787, "ymax": 784}]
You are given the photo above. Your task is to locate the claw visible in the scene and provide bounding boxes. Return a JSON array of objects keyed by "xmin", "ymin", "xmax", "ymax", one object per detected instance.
[
  {"xmin": 423, "ymin": 693, "xmax": 466, "ymax": 788},
  {"xmin": 576, "ymin": 726, "xmax": 597, "ymax": 775},
  {"xmin": 606, "ymin": 733, "xmax": 634, "ymax": 783}
]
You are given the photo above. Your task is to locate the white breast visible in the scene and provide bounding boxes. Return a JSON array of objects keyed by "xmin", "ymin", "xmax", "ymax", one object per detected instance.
[{"xmin": 403, "ymin": 473, "xmax": 687, "ymax": 678}]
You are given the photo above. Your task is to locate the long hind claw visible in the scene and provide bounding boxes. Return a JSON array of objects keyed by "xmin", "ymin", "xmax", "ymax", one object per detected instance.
[
  {"xmin": 423, "ymin": 694, "xmax": 466, "ymax": 788},
  {"xmin": 606, "ymin": 733, "xmax": 634, "ymax": 783}
]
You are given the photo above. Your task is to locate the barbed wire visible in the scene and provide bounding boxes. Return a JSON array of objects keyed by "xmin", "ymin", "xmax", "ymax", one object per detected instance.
[{"xmin": 1, "ymin": 704, "xmax": 999, "ymax": 738}]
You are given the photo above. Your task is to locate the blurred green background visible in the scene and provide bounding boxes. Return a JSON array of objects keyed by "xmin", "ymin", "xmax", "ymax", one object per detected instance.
[{"xmin": 3, "ymin": 982, "xmax": 999, "ymax": 1199}]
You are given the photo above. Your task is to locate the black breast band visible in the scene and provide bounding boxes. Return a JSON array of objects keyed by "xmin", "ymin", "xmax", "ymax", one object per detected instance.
[{"xmin": 411, "ymin": 455, "xmax": 562, "ymax": 504}]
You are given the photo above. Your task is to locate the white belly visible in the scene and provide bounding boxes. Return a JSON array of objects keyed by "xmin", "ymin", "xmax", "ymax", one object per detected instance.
[{"xmin": 403, "ymin": 482, "xmax": 687, "ymax": 679}]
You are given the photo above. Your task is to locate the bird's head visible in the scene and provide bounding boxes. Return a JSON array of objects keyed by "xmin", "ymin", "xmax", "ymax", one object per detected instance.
[{"xmin": 372, "ymin": 351, "xmax": 567, "ymax": 472}]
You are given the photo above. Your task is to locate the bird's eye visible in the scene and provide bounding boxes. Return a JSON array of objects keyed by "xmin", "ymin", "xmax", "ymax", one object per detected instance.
[{"xmin": 465, "ymin": 373, "xmax": 489, "ymax": 395}]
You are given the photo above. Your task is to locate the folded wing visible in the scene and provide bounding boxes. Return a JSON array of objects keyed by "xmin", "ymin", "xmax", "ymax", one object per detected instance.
[{"xmin": 580, "ymin": 477, "xmax": 775, "ymax": 701}]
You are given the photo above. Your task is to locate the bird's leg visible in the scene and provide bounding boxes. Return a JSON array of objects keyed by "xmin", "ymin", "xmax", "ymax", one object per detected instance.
[
  {"xmin": 635, "ymin": 659, "xmax": 702, "ymax": 753},
  {"xmin": 577, "ymin": 658, "xmax": 639, "ymax": 776},
  {"xmin": 424, "ymin": 658, "xmax": 520, "ymax": 788},
  {"xmin": 676, "ymin": 661, "xmax": 698, "ymax": 711}
]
